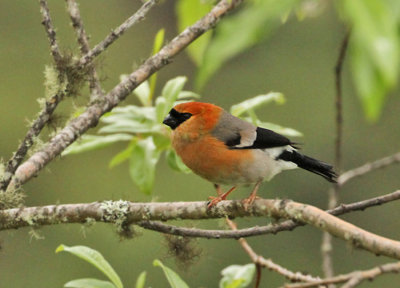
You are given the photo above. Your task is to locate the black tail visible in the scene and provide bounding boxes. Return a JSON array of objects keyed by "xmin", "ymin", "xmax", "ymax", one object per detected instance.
[{"xmin": 278, "ymin": 150, "xmax": 337, "ymax": 183}]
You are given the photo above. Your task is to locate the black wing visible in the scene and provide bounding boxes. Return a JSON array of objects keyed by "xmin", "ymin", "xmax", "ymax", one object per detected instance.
[
  {"xmin": 234, "ymin": 127, "xmax": 296, "ymax": 149},
  {"xmin": 210, "ymin": 111, "xmax": 297, "ymax": 149}
]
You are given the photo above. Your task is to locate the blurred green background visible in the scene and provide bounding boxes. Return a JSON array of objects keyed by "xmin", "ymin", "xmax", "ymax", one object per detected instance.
[{"xmin": 1, "ymin": 0, "xmax": 400, "ymax": 287}]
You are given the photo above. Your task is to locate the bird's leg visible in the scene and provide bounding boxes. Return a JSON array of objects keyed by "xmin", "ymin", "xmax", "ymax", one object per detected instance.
[
  {"xmin": 207, "ymin": 185, "xmax": 236, "ymax": 208},
  {"xmin": 242, "ymin": 180, "xmax": 262, "ymax": 209},
  {"xmin": 214, "ymin": 184, "xmax": 223, "ymax": 196}
]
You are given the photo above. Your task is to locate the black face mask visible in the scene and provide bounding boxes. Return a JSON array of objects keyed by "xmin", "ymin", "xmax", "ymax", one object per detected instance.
[{"xmin": 163, "ymin": 109, "xmax": 192, "ymax": 130}]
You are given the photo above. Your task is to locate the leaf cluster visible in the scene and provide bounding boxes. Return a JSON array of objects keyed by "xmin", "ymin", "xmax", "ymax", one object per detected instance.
[{"xmin": 56, "ymin": 244, "xmax": 256, "ymax": 288}]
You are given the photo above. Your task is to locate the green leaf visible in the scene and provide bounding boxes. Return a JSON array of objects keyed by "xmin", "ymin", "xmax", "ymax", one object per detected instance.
[
  {"xmin": 99, "ymin": 106, "xmax": 159, "ymax": 135},
  {"xmin": 153, "ymin": 29, "xmax": 165, "ymax": 55},
  {"xmin": 196, "ymin": 0, "xmax": 297, "ymax": 89},
  {"xmin": 161, "ymin": 76, "xmax": 188, "ymax": 105},
  {"xmin": 230, "ymin": 93, "xmax": 285, "ymax": 117},
  {"xmin": 62, "ymin": 134, "xmax": 133, "ymax": 156},
  {"xmin": 64, "ymin": 278, "xmax": 116, "ymax": 288},
  {"xmin": 219, "ymin": 264, "xmax": 255, "ymax": 288},
  {"xmin": 166, "ymin": 149, "xmax": 191, "ymax": 174},
  {"xmin": 109, "ymin": 141, "xmax": 136, "ymax": 168},
  {"xmin": 294, "ymin": 0, "xmax": 326, "ymax": 21},
  {"xmin": 156, "ymin": 76, "xmax": 188, "ymax": 122},
  {"xmin": 99, "ymin": 120, "xmax": 161, "ymax": 135},
  {"xmin": 135, "ymin": 272, "xmax": 147, "ymax": 288},
  {"xmin": 338, "ymin": 0, "xmax": 400, "ymax": 121},
  {"xmin": 56, "ymin": 245, "xmax": 123, "ymax": 288},
  {"xmin": 102, "ymin": 106, "xmax": 156, "ymax": 123},
  {"xmin": 349, "ymin": 37, "xmax": 388, "ymax": 121},
  {"xmin": 176, "ymin": 0, "xmax": 213, "ymax": 65},
  {"xmin": 129, "ymin": 137, "xmax": 161, "ymax": 195},
  {"xmin": 178, "ymin": 90, "xmax": 201, "ymax": 99},
  {"xmin": 149, "ymin": 29, "xmax": 165, "ymax": 100},
  {"xmin": 155, "ymin": 97, "xmax": 167, "ymax": 124},
  {"xmin": 153, "ymin": 259, "xmax": 189, "ymax": 288},
  {"xmin": 152, "ymin": 134, "xmax": 171, "ymax": 151},
  {"xmin": 134, "ymin": 81, "xmax": 151, "ymax": 107}
]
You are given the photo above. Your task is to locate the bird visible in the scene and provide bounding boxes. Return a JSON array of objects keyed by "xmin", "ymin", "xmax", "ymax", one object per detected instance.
[{"xmin": 163, "ymin": 102, "xmax": 337, "ymax": 208}]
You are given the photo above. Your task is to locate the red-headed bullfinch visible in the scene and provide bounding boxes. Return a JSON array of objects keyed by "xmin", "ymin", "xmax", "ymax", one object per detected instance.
[{"xmin": 163, "ymin": 102, "xmax": 337, "ymax": 208}]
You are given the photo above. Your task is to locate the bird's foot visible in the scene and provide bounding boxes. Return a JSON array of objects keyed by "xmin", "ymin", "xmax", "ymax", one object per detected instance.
[
  {"xmin": 242, "ymin": 195, "xmax": 260, "ymax": 210},
  {"xmin": 207, "ymin": 186, "xmax": 236, "ymax": 209},
  {"xmin": 242, "ymin": 180, "xmax": 262, "ymax": 210},
  {"xmin": 207, "ymin": 196, "xmax": 224, "ymax": 208}
]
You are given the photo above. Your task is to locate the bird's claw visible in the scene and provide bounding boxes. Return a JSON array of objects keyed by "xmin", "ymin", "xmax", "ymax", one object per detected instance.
[
  {"xmin": 207, "ymin": 196, "xmax": 224, "ymax": 209},
  {"xmin": 242, "ymin": 195, "xmax": 260, "ymax": 210},
  {"xmin": 207, "ymin": 186, "xmax": 237, "ymax": 209}
]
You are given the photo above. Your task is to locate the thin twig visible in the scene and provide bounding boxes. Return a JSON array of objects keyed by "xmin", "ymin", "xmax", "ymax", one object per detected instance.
[
  {"xmin": 322, "ymin": 30, "xmax": 351, "ymax": 282},
  {"xmin": 338, "ymin": 152, "xmax": 400, "ymax": 186},
  {"xmin": 2, "ymin": 197, "xmax": 400, "ymax": 259},
  {"xmin": 78, "ymin": 0, "xmax": 159, "ymax": 67},
  {"xmin": 226, "ymin": 218, "xmax": 321, "ymax": 286},
  {"xmin": 10, "ymin": 0, "xmax": 243, "ymax": 189},
  {"xmin": 66, "ymin": 0, "xmax": 103, "ymax": 100},
  {"xmin": 284, "ymin": 261, "xmax": 400, "ymax": 288},
  {"xmin": 39, "ymin": 0, "xmax": 63, "ymax": 68},
  {"xmin": 334, "ymin": 30, "xmax": 350, "ymax": 174}
]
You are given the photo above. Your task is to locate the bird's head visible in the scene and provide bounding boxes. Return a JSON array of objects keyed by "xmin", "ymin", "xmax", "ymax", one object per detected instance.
[{"xmin": 163, "ymin": 102, "xmax": 222, "ymax": 131}]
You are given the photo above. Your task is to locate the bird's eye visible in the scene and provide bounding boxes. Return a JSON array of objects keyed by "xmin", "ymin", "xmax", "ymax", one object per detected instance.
[{"xmin": 181, "ymin": 113, "xmax": 192, "ymax": 120}]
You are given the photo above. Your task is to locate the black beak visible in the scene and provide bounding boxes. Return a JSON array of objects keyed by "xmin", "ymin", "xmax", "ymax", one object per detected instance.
[{"xmin": 163, "ymin": 114, "xmax": 178, "ymax": 129}]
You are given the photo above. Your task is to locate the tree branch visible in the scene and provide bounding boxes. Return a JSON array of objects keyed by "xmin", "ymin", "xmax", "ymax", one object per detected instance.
[
  {"xmin": 9, "ymin": 0, "xmax": 244, "ymax": 190},
  {"xmin": 226, "ymin": 219, "xmax": 321, "ymax": 285},
  {"xmin": 0, "ymin": 0, "xmax": 66, "ymax": 193},
  {"xmin": 1, "ymin": 0, "xmax": 161, "ymax": 193},
  {"xmin": 39, "ymin": 0, "xmax": 63, "ymax": 67},
  {"xmin": 284, "ymin": 261, "xmax": 400, "ymax": 288},
  {"xmin": 136, "ymin": 190, "xmax": 400, "ymax": 239},
  {"xmin": 322, "ymin": 29, "xmax": 351, "ymax": 282},
  {"xmin": 2, "ymin": 197, "xmax": 400, "ymax": 260},
  {"xmin": 78, "ymin": 0, "xmax": 160, "ymax": 68},
  {"xmin": 66, "ymin": 0, "xmax": 104, "ymax": 100},
  {"xmin": 338, "ymin": 152, "xmax": 400, "ymax": 186},
  {"xmin": 333, "ymin": 30, "xmax": 350, "ymax": 174}
]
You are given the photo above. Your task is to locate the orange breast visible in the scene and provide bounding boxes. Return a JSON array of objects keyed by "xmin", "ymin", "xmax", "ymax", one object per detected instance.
[{"xmin": 172, "ymin": 134, "xmax": 255, "ymax": 184}]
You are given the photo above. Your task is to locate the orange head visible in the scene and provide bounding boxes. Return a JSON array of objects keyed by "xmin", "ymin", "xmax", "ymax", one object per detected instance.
[{"xmin": 163, "ymin": 102, "xmax": 223, "ymax": 133}]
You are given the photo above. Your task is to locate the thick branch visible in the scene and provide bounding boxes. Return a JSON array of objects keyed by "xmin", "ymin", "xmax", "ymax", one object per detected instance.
[
  {"xmin": 2, "ymin": 198, "xmax": 400, "ymax": 260},
  {"xmin": 2, "ymin": 190, "xmax": 398, "ymax": 237},
  {"xmin": 138, "ymin": 190, "xmax": 400, "ymax": 238},
  {"xmin": 10, "ymin": 0, "xmax": 243, "ymax": 189}
]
